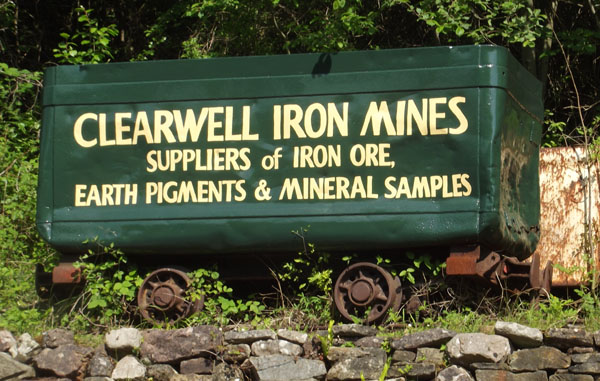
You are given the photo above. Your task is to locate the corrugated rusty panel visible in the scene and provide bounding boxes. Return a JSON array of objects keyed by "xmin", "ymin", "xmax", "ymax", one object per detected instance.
[{"xmin": 535, "ymin": 147, "xmax": 600, "ymax": 286}]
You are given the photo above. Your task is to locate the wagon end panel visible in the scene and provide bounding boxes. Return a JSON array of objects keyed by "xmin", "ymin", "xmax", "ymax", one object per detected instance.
[
  {"xmin": 37, "ymin": 66, "xmax": 57, "ymax": 244},
  {"xmin": 479, "ymin": 53, "xmax": 543, "ymax": 260}
]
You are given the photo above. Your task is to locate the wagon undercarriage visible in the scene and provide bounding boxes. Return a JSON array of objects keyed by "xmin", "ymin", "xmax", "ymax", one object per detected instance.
[{"xmin": 43, "ymin": 245, "xmax": 552, "ymax": 325}]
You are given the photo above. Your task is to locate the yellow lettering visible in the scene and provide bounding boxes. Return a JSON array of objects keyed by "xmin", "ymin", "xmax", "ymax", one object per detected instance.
[
  {"xmin": 115, "ymin": 112, "xmax": 132, "ymax": 145},
  {"xmin": 146, "ymin": 182, "xmax": 159, "ymax": 204},
  {"xmin": 407, "ymin": 99, "xmax": 428, "ymax": 136},
  {"xmin": 73, "ymin": 113, "xmax": 98, "ymax": 148},
  {"xmin": 224, "ymin": 106, "xmax": 240, "ymax": 141},
  {"xmin": 101, "ymin": 184, "xmax": 114, "ymax": 206},
  {"xmin": 461, "ymin": 174, "xmax": 472, "ymax": 196},
  {"xmin": 207, "ymin": 107, "xmax": 224, "ymax": 142},
  {"xmin": 154, "ymin": 110, "xmax": 176, "ymax": 143},
  {"xmin": 449, "ymin": 96, "xmax": 468, "ymax": 134},
  {"xmin": 396, "ymin": 177, "xmax": 412, "ymax": 198},
  {"xmin": 86, "ymin": 184, "xmax": 101, "ymax": 206},
  {"xmin": 452, "ymin": 174, "xmax": 463, "ymax": 197},
  {"xmin": 241, "ymin": 105, "xmax": 258, "ymax": 141},
  {"xmin": 273, "ymin": 105, "xmax": 281, "ymax": 140},
  {"xmin": 360, "ymin": 101, "xmax": 395, "ymax": 136},
  {"xmin": 327, "ymin": 102, "xmax": 348, "ymax": 137},
  {"xmin": 173, "ymin": 108, "xmax": 208, "ymax": 143},
  {"xmin": 304, "ymin": 103, "xmax": 327, "ymax": 139},
  {"xmin": 133, "ymin": 111, "xmax": 153, "ymax": 144},
  {"xmin": 75, "ymin": 184, "xmax": 87, "ymax": 206},
  {"xmin": 429, "ymin": 98, "xmax": 447, "ymax": 135},
  {"xmin": 98, "ymin": 113, "xmax": 115, "ymax": 146},
  {"xmin": 395, "ymin": 101, "xmax": 406, "ymax": 135},
  {"xmin": 430, "ymin": 176, "xmax": 443, "ymax": 197},
  {"xmin": 384, "ymin": 176, "xmax": 397, "ymax": 199},
  {"xmin": 442, "ymin": 176, "xmax": 453, "ymax": 198},
  {"xmin": 412, "ymin": 177, "xmax": 431, "ymax": 198},
  {"xmin": 283, "ymin": 104, "xmax": 306, "ymax": 139}
]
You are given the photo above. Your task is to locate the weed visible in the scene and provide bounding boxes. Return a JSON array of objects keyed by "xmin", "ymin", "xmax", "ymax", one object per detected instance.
[
  {"xmin": 279, "ymin": 227, "xmax": 333, "ymax": 296},
  {"xmin": 394, "ymin": 363, "xmax": 413, "ymax": 376},
  {"xmin": 67, "ymin": 240, "xmax": 142, "ymax": 330},
  {"xmin": 273, "ymin": 227, "xmax": 334, "ymax": 327},
  {"xmin": 318, "ymin": 320, "xmax": 335, "ymax": 357},
  {"xmin": 435, "ymin": 308, "xmax": 490, "ymax": 333},
  {"xmin": 185, "ymin": 267, "xmax": 265, "ymax": 326},
  {"xmin": 379, "ymin": 357, "xmax": 392, "ymax": 381}
]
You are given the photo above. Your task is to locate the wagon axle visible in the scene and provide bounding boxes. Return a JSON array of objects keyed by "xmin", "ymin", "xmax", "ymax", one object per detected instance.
[{"xmin": 445, "ymin": 246, "xmax": 553, "ymax": 294}]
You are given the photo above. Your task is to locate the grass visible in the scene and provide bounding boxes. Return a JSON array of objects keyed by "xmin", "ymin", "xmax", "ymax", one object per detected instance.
[{"xmin": 3, "ymin": 245, "xmax": 600, "ymax": 338}]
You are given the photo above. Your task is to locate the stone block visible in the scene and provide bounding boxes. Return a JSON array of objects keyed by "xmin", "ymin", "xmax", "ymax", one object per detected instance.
[
  {"xmin": 447, "ymin": 333, "xmax": 511, "ymax": 366},
  {"xmin": 509, "ymin": 346, "xmax": 570, "ymax": 371},
  {"xmin": 494, "ymin": 321, "xmax": 543, "ymax": 348}
]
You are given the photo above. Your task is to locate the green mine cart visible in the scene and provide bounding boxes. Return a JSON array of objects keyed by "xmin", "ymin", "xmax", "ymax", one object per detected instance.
[{"xmin": 37, "ymin": 45, "xmax": 544, "ymax": 322}]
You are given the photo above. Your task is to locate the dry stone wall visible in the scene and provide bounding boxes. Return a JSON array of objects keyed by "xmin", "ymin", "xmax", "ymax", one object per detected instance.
[{"xmin": 2, "ymin": 321, "xmax": 600, "ymax": 380}]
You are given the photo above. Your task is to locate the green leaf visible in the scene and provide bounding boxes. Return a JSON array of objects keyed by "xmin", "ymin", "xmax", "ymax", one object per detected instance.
[
  {"xmin": 333, "ymin": 0, "xmax": 346, "ymax": 10},
  {"xmin": 88, "ymin": 296, "xmax": 107, "ymax": 309}
]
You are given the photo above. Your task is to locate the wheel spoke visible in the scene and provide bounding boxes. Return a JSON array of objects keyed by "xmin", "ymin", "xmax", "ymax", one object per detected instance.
[
  {"xmin": 339, "ymin": 280, "xmax": 352, "ymax": 290},
  {"xmin": 374, "ymin": 290, "xmax": 388, "ymax": 302}
]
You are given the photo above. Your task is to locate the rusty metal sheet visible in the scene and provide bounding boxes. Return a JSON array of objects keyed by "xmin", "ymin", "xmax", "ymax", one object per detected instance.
[
  {"xmin": 51, "ymin": 262, "xmax": 81, "ymax": 284},
  {"xmin": 535, "ymin": 147, "xmax": 600, "ymax": 286}
]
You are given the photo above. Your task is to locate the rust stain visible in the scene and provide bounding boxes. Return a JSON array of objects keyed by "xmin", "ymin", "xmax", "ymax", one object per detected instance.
[{"xmin": 535, "ymin": 147, "xmax": 600, "ymax": 286}]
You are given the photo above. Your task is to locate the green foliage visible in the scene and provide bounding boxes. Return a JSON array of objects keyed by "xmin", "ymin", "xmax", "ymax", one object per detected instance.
[
  {"xmin": 0, "ymin": 264, "xmax": 48, "ymax": 334},
  {"xmin": 281, "ymin": 0, "xmax": 379, "ymax": 52},
  {"xmin": 377, "ymin": 251, "xmax": 445, "ymax": 285},
  {"xmin": 53, "ymin": 7, "xmax": 118, "ymax": 64},
  {"xmin": 67, "ymin": 241, "xmax": 142, "ymax": 329},
  {"xmin": 542, "ymin": 110, "xmax": 566, "ymax": 147},
  {"xmin": 437, "ymin": 307, "xmax": 489, "ymax": 332},
  {"xmin": 185, "ymin": 267, "xmax": 265, "ymax": 326},
  {"xmin": 279, "ymin": 227, "xmax": 333, "ymax": 296},
  {"xmin": 318, "ymin": 319, "xmax": 335, "ymax": 357},
  {"xmin": 386, "ymin": 0, "xmax": 547, "ymax": 47},
  {"xmin": 378, "ymin": 340, "xmax": 393, "ymax": 381},
  {"xmin": 0, "ymin": 62, "xmax": 56, "ymax": 335},
  {"xmin": 393, "ymin": 363, "xmax": 413, "ymax": 377}
]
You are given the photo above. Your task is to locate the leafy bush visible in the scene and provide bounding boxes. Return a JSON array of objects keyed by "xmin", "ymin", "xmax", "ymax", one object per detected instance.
[
  {"xmin": 0, "ymin": 63, "xmax": 56, "ymax": 335},
  {"xmin": 58, "ymin": 241, "xmax": 143, "ymax": 331},
  {"xmin": 185, "ymin": 267, "xmax": 265, "ymax": 326},
  {"xmin": 53, "ymin": 7, "xmax": 118, "ymax": 65}
]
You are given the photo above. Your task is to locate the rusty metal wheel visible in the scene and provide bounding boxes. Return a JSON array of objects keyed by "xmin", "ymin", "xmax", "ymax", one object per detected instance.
[
  {"xmin": 334, "ymin": 262, "xmax": 401, "ymax": 324},
  {"xmin": 137, "ymin": 268, "xmax": 203, "ymax": 324}
]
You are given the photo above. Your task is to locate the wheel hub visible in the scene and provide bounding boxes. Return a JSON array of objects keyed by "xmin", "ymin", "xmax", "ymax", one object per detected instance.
[
  {"xmin": 151, "ymin": 285, "xmax": 176, "ymax": 309},
  {"xmin": 350, "ymin": 279, "xmax": 375, "ymax": 305}
]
